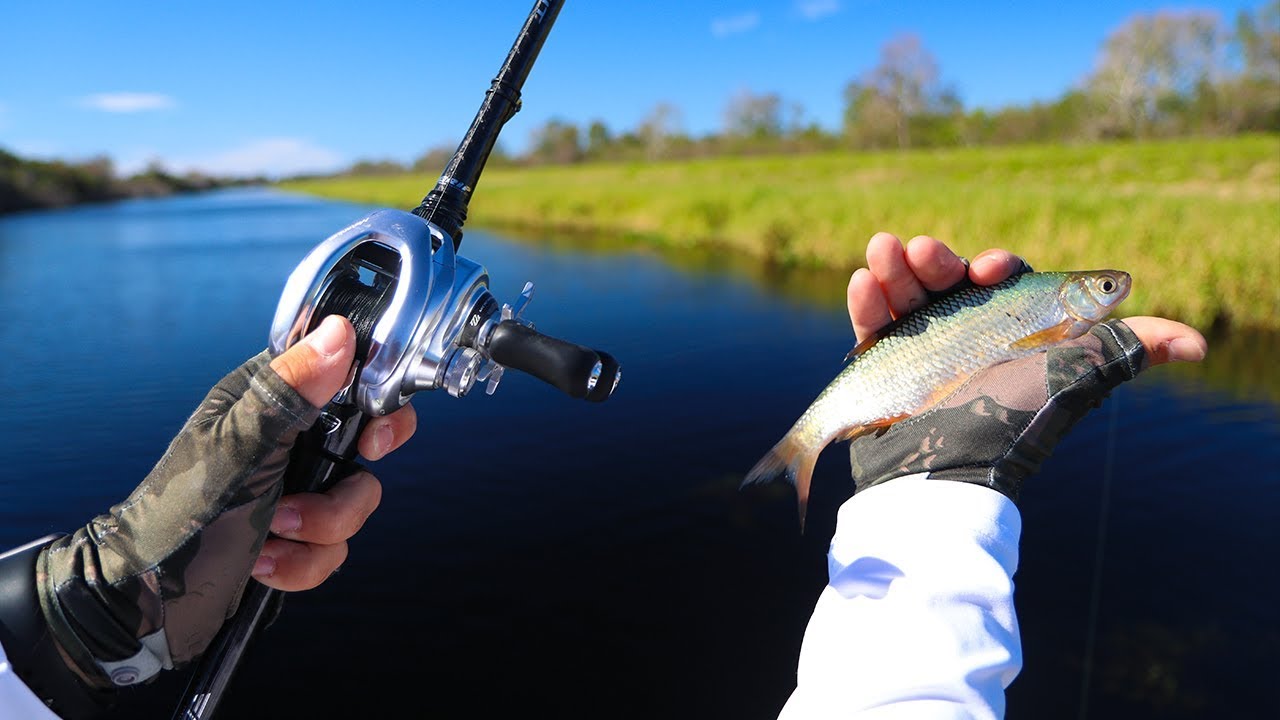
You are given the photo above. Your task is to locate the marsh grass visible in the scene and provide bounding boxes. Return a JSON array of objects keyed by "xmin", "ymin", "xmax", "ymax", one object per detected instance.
[{"xmin": 283, "ymin": 135, "xmax": 1280, "ymax": 330}]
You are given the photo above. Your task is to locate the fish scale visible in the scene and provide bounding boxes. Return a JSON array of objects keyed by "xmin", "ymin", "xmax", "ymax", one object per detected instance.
[{"xmin": 745, "ymin": 269, "xmax": 1131, "ymax": 525}]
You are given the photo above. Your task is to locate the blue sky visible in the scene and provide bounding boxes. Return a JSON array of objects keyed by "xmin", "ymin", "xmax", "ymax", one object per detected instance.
[{"xmin": 0, "ymin": 1, "xmax": 1265, "ymax": 177}]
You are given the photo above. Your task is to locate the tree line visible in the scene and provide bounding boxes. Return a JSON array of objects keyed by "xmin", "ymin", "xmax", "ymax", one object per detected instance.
[
  {"xmin": 6, "ymin": 4, "xmax": 1277, "ymax": 203},
  {"xmin": 374, "ymin": 4, "xmax": 1276, "ymax": 172},
  {"xmin": 0, "ymin": 151, "xmax": 254, "ymax": 215}
]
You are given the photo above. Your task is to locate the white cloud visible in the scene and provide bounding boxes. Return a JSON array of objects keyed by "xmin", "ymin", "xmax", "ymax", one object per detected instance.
[
  {"xmin": 711, "ymin": 11, "xmax": 760, "ymax": 38},
  {"xmin": 79, "ymin": 92, "xmax": 176, "ymax": 113},
  {"xmin": 796, "ymin": 0, "xmax": 841, "ymax": 20},
  {"xmin": 171, "ymin": 137, "xmax": 346, "ymax": 178}
]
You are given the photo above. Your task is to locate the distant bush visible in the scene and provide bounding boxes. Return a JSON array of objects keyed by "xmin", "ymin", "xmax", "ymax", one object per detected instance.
[{"xmin": 0, "ymin": 150, "xmax": 249, "ymax": 215}]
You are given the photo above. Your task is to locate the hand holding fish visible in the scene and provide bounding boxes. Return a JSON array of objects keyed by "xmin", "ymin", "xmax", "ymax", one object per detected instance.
[
  {"xmin": 778, "ymin": 234, "xmax": 1208, "ymax": 719},
  {"xmin": 847, "ymin": 234, "xmax": 1205, "ymax": 502},
  {"xmin": 747, "ymin": 232, "xmax": 1207, "ymax": 523}
]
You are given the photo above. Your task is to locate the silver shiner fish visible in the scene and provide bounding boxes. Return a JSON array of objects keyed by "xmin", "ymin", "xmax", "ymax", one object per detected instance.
[{"xmin": 745, "ymin": 270, "xmax": 1132, "ymax": 523}]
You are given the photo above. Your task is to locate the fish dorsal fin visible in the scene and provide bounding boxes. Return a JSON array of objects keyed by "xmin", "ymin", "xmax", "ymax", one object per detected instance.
[
  {"xmin": 842, "ymin": 316, "xmax": 908, "ymax": 364},
  {"xmin": 1009, "ymin": 319, "xmax": 1075, "ymax": 351}
]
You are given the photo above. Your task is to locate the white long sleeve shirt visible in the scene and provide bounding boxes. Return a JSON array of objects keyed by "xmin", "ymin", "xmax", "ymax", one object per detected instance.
[
  {"xmin": 1, "ymin": 474, "xmax": 1022, "ymax": 720},
  {"xmin": 781, "ymin": 474, "xmax": 1023, "ymax": 719}
]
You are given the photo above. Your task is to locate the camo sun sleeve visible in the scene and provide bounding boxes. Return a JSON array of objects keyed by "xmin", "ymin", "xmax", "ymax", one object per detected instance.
[
  {"xmin": 849, "ymin": 319, "xmax": 1147, "ymax": 502},
  {"xmin": 35, "ymin": 351, "xmax": 319, "ymax": 689}
]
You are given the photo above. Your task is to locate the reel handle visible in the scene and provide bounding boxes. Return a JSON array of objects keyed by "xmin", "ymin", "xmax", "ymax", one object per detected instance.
[{"xmin": 486, "ymin": 320, "xmax": 620, "ymax": 402}]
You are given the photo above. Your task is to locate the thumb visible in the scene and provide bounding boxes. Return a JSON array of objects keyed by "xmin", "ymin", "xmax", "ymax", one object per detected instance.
[
  {"xmin": 1119, "ymin": 316, "xmax": 1208, "ymax": 367},
  {"xmin": 269, "ymin": 315, "xmax": 357, "ymax": 407}
]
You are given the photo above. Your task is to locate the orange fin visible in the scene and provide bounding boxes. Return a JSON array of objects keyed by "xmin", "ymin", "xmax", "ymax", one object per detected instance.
[
  {"xmin": 835, "ymin": 414, "xmax": 911, "ymax": 442},
  {"xmin": 1009, "ymin": 319, "xmax": 1075, "ymax": 351},
  {"xmin": 743, "ymin": 433, "xmax": 822, "ymax": 532}
]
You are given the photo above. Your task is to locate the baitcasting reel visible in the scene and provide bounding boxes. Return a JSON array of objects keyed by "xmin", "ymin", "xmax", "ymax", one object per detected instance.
[
  {"xmin": 271, "ymin": 208, "xmax": 619, "ymax": 406},
  {"xmin": 266, "ymin": 208, "xmax": 620, "ymax": 489}
]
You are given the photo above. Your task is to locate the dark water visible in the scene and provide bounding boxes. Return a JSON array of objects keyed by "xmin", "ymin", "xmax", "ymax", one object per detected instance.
[{"xmin": 0, "ymin": 190, "xmax": 1276, "ymax": 719}]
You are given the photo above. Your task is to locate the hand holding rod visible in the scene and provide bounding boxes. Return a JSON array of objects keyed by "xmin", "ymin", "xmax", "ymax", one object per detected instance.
[
  {"xmin": 174, "ymin": 3, "xmax": 606, "ymax": 717},
  {"xmin": 174, "ymin": 357, "xmax": 368, "ymax": 720}
]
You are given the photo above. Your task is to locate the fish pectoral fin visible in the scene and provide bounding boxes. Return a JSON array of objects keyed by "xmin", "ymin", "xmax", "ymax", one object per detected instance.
[
  {"xmin": 836, "ymin": 414, "xmax": 911, "ymax": 442},
  {"xmin": 1009, "ymin": 319, "xmax": 1075, "ymax": 351}
]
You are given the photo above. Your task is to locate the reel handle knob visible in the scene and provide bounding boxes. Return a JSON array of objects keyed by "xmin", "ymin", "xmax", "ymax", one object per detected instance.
[{"xmin": 486, "ymin": 320, "xmax": 620, "ymax": 402}]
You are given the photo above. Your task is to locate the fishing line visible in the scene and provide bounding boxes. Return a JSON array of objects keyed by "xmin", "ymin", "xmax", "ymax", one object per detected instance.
[
  {"xmin": 1077, "ymin": 390, "xmax": 1119, "ymax": 720},
  {"xmin": 310, "ymin": 273, "xmax": 395, "ymax": 360}
]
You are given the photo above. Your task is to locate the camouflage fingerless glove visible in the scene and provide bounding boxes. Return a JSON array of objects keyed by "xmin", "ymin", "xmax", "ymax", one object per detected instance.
[
  {"xmin": 849, "ymin": 319, "xmax": 1146, "ymax": 502},
  {"xmin": 36, "ymin": 351, "xmax": 319, "ymax": 689}
]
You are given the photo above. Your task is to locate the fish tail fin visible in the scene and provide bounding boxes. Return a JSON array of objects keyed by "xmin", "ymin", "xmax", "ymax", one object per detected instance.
[{"xmin": 743, "ymin": 433, "xmax": 821, "ymax": 532}]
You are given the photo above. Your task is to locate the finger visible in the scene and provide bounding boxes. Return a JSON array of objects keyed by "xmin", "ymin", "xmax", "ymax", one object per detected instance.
[
  {"xmin": 268, "ymin": 315, "xmax": 357, "ymax": 407},
  {"xmin": 847, "ymin": 268, "xmax": 893, "ymax": 344},
  {"xmin": 269, "ymin": 471, "xmax": 383, "ymax": 546},
  {"xmin": 253, "ymin": 537, "xmax": 349, "ymax": 592},
  {"xmin": 358, "ymin": 402, "xmax": 418, "ymax": 461},
  {"xmin": 1118, "ymin": 317, "xmax": 1207, "ymax": 367},
  {"xmin": 969, "ymin": 249, "xmax": 1030, "ymax": 286},
  {"xmin": 903, "ymin": 235, "xmax": 968, "ymax": 292},
  {"xmin": 866, "ymin": 232, "xmax": 928, "ymax": 318}
]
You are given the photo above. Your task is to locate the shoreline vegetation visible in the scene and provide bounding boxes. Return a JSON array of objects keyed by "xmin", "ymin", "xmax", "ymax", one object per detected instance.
[
  {"xmin": 0, "ymin": 149, "xmax": 256, "ymax": 215},
  {"xmin": 281, "ymin": 134, "xmax": 1280, "ymax": 333}
]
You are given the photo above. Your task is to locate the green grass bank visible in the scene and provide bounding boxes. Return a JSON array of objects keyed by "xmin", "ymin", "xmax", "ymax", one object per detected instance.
[{"xmin": 283, "ymin": 135, "xmax": 1280, "ymax": 330}]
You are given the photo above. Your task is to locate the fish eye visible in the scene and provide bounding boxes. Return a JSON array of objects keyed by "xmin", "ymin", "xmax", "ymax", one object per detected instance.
[{"xmin": 1099, "ymin": 277, "xmax": 1116, "ymax": 294}]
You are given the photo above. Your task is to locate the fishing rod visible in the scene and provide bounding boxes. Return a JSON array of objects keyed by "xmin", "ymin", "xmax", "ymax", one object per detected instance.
[{"xmin": 173, "ymin": 2, "xmax": 617, "ymax": 717}]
